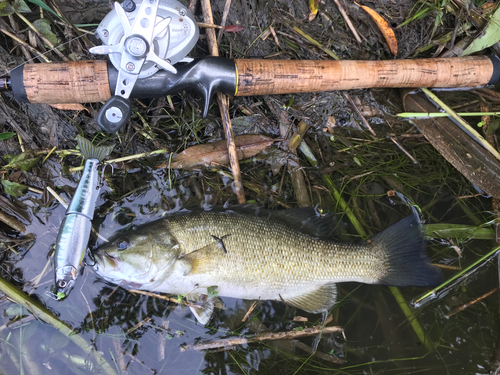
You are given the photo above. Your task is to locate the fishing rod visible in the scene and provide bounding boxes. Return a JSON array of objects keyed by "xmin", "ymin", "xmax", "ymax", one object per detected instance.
[{"xmin": 1, "ymin": 0, "xmax": 499, "ymax": 133}]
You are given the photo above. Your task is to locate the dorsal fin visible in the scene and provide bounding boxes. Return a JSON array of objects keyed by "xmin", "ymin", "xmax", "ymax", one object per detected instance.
[{"xmin": 76, "ymin": 135, "xmax": 114, "ymax": 161}]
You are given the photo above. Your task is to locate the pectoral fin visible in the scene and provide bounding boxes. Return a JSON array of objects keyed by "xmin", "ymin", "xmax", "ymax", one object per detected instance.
[
  {"xmin": 187, "ymin": 294, "xmax": 216, "ymax": 325},
  {"xmin": 282, "ymin": 284, "xmax": 337, "ymax": 313},
  {"xmin": 183, "ymin": 237, "xmax": 228, "ymax": 275}
]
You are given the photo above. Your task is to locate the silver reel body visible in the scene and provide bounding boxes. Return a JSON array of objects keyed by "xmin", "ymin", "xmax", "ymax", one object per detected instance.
[
  {"xmin": 94, "ymin": 0, "xmax": 198, "ymax": 78},
  {"xmin": 90, "ymin": 0, "xmax": 199, "ymax": 132}
]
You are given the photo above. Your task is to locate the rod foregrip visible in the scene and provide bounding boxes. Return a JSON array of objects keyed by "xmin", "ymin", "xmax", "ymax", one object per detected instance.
[
  {"xmin": 11, "ymin": 60, "xmax": 111, "ymax": 104},
  {"xmin": 234, "ymin": 56, "xmax": 500, "ymax": 96}
]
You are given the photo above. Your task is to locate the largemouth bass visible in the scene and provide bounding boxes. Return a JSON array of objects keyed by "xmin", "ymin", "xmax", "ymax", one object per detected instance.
[
  {"xmin": 54, "ymin": 135, "xmax": 113, "ymax": 299},
  {"xmin": 93, "ymin": 207, "xmax": 443, "ymax": 323}
]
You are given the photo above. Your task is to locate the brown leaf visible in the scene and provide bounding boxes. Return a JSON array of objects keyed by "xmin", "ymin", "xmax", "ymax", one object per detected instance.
[
  {"xmin": 308, "ymin": 0, "xmax": 319, "ymax": 21},
  {"xmin": 355, "ymin": 3, "xmax": 398, "ymax": 55},
  {"xmin": 157, "ymin": 134, "xmax": 274, "ymax": 169},
  {"xmin": 225, "ymin": 25, "xmax": 245, "ymax": 33},
  {"xmin": 49, "ymin": 103, "xmax": 87, "ymax": 111}
]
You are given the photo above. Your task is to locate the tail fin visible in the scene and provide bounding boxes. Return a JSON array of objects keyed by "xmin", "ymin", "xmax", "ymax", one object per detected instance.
[
  {"xmin": 372, "ymin": 214, "xmax": 444, "ymax": 287},
  {"xmin": 76, "ymin": 135, "xmax": 114, "ymax": 162}
]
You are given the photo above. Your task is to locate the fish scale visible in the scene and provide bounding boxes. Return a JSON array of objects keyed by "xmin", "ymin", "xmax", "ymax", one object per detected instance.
[{"xmin": 165, "ymin": 212, "xmax": 382, "ymax": 288}]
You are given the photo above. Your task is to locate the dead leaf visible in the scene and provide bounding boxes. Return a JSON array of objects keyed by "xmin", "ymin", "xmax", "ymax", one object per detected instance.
[
  {"xmin": 308, "ymin": 0, "xmax": 319, "ymax": 21},
  {"xmin": 355, "ymin": 3, "xmax": 398, "ymax": 55},
  {"xmin": 49, "ymin": 103, "xmax": 87, "ymax": 111},
  {"xmin": 225, "ymin": 25, "xmax": 245, "ymax": 33},
  {"xmin": 157, "ymin": 134, "xmax": 274, "ymax": 169}
]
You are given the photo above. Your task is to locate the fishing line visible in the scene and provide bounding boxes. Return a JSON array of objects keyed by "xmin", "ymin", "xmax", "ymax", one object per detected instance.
[{"xmin": 0, "ymin": 31, "xmax": 96, "ymax": 78}]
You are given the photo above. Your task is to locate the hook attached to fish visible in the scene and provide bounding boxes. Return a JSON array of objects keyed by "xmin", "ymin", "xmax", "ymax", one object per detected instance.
[{"xmin": 54, "ymin": 135, "xmax": 114, "ymax": 300}]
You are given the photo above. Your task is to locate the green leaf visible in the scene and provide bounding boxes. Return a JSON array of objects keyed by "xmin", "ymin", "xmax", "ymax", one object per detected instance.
[
  {"xmin": 462, "ymin": 6, "xmax": 500, "ymax": 55},
  {"xmin": 2, "ymin": 152, "xmax": 40, "ymax": 171},
  {"xmin": 1, "ymin": 180, "xmax": 27, "ymax": 196},
  {"xmin": 26, "ymin": 0, "xmax": 61, "ymax": 19},
  {"xmin": 33, "ymin": 18, "xmax": 61, "ymax": 47},
  {"xmin": 0, "ymin": 2, "xmax": 15, "ymax": 16},
  {"xmin": 487, "ymin": 118, "xmax": 500, "ymax": 135},
  {"xmin": 0, "ymin": 132, "xmax": 15, "ymax": 140},
  {"xmin": 207, "ymin": 285, "xmax": 218, "ymax": 299},
  {"xmin": 14, "ymin": 0, "xmax": 30, "ymax": 12}
]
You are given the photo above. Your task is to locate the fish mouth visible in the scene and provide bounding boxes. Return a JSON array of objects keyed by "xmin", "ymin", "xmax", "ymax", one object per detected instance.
[{"xmin": 92, "ymin": 249, "xmax": 117, "ymax": 271}]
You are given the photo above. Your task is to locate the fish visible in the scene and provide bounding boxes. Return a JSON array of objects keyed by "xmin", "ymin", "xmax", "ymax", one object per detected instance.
[
  {"xmin": 54, "ymin": 135, "xmax": 113, "ymax": 300},
  {"xmin": 92, "ymin": 206, "xmax": 444, "ymax": 324}
]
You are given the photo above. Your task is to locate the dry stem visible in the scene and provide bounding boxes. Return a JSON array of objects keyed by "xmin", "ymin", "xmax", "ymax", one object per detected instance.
[{"xmin": 201, "ymin": 0, "xmax": 246, "ymax": 203}]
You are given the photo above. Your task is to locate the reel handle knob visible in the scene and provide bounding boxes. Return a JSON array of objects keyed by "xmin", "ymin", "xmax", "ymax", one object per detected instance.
[{"xmin": 97, "ymin": 95, "xmax": 132, "ymax": 133}]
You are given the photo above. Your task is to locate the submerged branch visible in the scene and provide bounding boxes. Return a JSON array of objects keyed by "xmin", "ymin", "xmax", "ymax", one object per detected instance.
[{"xmin": 187, "ymin": 325, "xmax": 343, "ymax": 356}]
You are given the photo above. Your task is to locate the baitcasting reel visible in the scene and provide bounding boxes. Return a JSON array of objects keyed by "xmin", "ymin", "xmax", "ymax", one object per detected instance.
[{"xmin": 90, "ymin": 0, "xmax": 199, "ymax": 132}]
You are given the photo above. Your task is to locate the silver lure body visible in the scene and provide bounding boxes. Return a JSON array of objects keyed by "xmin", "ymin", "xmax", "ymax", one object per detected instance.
[{"xmin": 54, "ymin": 158, "xmax": 101, "ymax": 295}]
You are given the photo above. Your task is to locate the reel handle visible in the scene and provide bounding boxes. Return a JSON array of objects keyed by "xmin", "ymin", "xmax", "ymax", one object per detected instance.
[{"xmin": 97, "ymin": 96, "xmax": 132, "ymax": 133}]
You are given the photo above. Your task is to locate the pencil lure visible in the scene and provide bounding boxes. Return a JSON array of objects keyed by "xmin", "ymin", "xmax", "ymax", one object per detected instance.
[{"xmin": 54, "ymin": 136, "xmax": 113, "ymax": 300}]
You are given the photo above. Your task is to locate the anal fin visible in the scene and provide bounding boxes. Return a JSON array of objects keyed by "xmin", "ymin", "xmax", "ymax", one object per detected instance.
[
  {"xmin": 282, "ymin": 284, "xmax": 337, "ymax": 313},
  {"xmin": 188, "ymin": 294, "xmax": 216, "ymax": 325}
]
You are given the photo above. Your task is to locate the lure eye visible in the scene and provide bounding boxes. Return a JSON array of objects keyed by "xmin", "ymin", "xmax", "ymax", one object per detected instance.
[
  {"xmin": 57, "ymin": 280, "xmax": 67, "ymax": 288},
  {"xmin": 116, "ymin": 238, "xmax": 130, "ymax": 251}
]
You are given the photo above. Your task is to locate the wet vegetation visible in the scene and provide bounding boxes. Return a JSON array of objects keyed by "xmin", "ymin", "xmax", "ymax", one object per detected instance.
[{"xmin": 1, "ymin": 0, "xmax": 500, "ymax": 374}]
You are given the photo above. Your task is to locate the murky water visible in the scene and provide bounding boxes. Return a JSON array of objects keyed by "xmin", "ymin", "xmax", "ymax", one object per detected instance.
[{"xmin": 1, "ymin": 155, "xmax": 499, "ymax": 375}]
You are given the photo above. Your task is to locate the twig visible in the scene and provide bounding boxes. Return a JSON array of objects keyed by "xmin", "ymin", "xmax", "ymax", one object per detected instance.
[
  {"xmin": 389, "ymin": 136, "xmax": 419, "ymax": 164},
  {"xmin": 0, "ymin": 27, "xmax": 51, "ymax": 62},
  {"xmin": 42, "ymin": 146, "xmax": 57, "ymax": 164},
  {"xmin": 398, "ymin": 112, "xmax": 500, "ymax": 118},
  {"xmin": 217, "ymin": 0, "xmax": 232, "ymax": 40},
  {"xmin": 293, "ymin": 340, "xmax": 344, "ymax": 364},
  {"xmin": 126, "ymin": 317, "xmax": 151, "ymax": 334},
  {"xmin": 445, "ymin": 287, "xmax": 500, "ymax": 318},
  {"xmin": 112, "ymin": 339, "xmax": 127, "ymax": 374},
  {"xmin": 68, "ymin": 149, "xmax": 169, "ymax": 173},
  {"xmin": 343, "ymin": 92, "xmax": 377, "ymax": 137},
  {"xmin": 0, "ymin": 211, "xmax": 25, "ymax": 233},
  {"xmin": 46, "ymin": 186, "xmax": 68, "ymax": 208},
  {"xmin": 197, "ymin": 22, "xmax": 222, "ymax": 29},
  {"xmin": 291, "ymin": 26, "xmax": 339, "ymax": 60},
  {"xmin": 242, "ymin": 301, "xmax": 257, "ymax": 322},
  {"xmin": 188, "ymin": 0, "xmax": 198, "ymax": 15},
  {"xmin": 333, "ymin": 0, "xmax": 362, "ymax": 43},
  {"xmin": 15, "ymin": 11, "xmax": 67, "ymax": 60},
  {"xmin": 188, "ymin": 325, "xmax": 343, "ymax": 351},
  {"xmin": 201, "ymin": 0, "xmax": 246, "ymax": 203}
]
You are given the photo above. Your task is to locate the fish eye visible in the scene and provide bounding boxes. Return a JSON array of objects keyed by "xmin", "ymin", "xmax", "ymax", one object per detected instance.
[
  {"xmin": 116, "ymin": 238, "xmax": 130, "ymax": 251},
  {"xmin": 57, "ymin": 280, "xmax": 67, "ymax": 288}
]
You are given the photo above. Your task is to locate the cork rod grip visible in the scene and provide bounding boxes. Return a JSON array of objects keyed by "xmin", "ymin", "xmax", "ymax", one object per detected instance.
[
  {"xmin": 234, "ymin": 56, "xmax": 500, "ymax": 96},
  {"xmin": 17, "ymin": 60, "xmax": 111, "ymax": 104}
]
